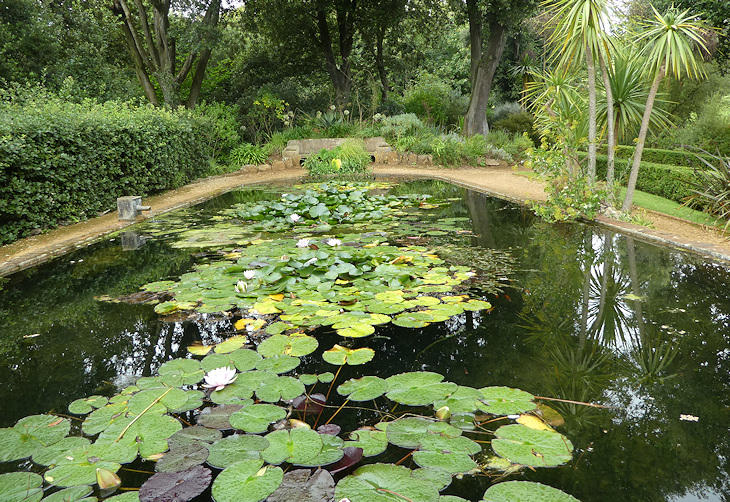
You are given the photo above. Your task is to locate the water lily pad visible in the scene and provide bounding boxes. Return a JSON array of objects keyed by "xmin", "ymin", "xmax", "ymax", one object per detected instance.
[
  {"xmin": 491, "ymin": 424, "xmax": 573, "ymax": 467},
  {"xmin": 82, "ymin": 401, "xmax": 129, "ymax": 435},
  {"xmin": 41, "ymin": 485, "xmax": 94, "ymax": 502},
  {"xmin": 201, "ymin": 349, "xmax": 262, "ymax": 373},
  {"xmin": 68, "ymin": 395, "xmax": 109, "ymax": 415},
  {"xmin": 158, "ymin": 359, "xmax": 204, "ymax": 386},
  {"xmin": 258, "ymin": 334, "xmax": 319, "ymax": 357},
  {"xmin": 392, "ymin": 312, "xmax": 434, "ymax": 328},
  {"xmin": 139, "ymin": 465, "xmax": 212, "ymax": 502},
  {"xmin": 210, "ymin": 381, "xmax": 254, "ymax": 405},
  {"xmin": 0, "ymin": 472, "xmax": 42, "ymax": 502},
  {"xmin": 229, "ymin": 404, "xmax": 287, "ymax": 433},
  {"xmin": 478, "ymin": 387, "xmax": 536, "ymax": 416},
  {"xmin": 299, "ymin": 374, "xmax": 319, "ymax": 386},
  {"xmin": 207, "ymin": 434, "xmax": 270, "ymax": 468},
  {"xmin": 15, "ymin": 414, "xmax": 70, "ymax": 446},
  {"xmin": 261, "ymin": 428, "xmax": 324, "ymax": 465},
  {"xmin": 385, "ymin": 372, "xmax": 457, "ymax": 406},
  {"xmin": 256, "ymin": 354, "xmax": 301, "ymax": 374},
  {"xmin": 432, "ymin": 386, "xmax": 484, "ymax": 415},
  {"xmin": 335, "ymin": 463, "xmax": 441, "ymax": 502},
  {"xmin": 44, "ymin": 455, "xmax": 122, "ymax": 487},
  {"xmin": 96, "ymin": 414, "xmax": 182, "ymax": 459},
  {"xmin": 418, "ymin": 434, "xmax": 482, "ymax": 455},
  {"xmin": 128, "ymin": 387, "xmax": 190, "ymax": 415},
  {"xmin": 255, "ymin": 375, "xmax": 306, "ymax": 403},
  {"xmin": 345, "ymin": 428, "xmax": 388, "ymax": 457},
  {"xmin": 211, "ymin": 459, "xmax": 283, "ymax": 502},
  {"xmin": 267, "ymin": 469, "xmax": 335, "ymax": 502},
  {"xmin": 412, "ymin": 450, "xmax": 478, "ymax": 474},
  {"xmin": 413, "ymin": 467, "xmax": 453, "ymax": 491},
  {"xmin": 213, "ymin": 336, "xmax": 249, "ymax": 354},
  {"xmin": 336, "ymin": 323, "xmax": 375, "ymax": 338},
  {"xmin": 323, "ymin": 345, "xmax": 375, "ymax": 366},
  {"xmin": 296, "ymin": 433, "xmax": 345, "ymax": 467},
  {"xmin": 337, "ymin": 376, "xmax": 387, "ymax": 401},
  {"xmin": 155, "ymin": 444, "xmax": 210, "ymax": 473},
  {"xmin": 516, "ymin": 414, "xmax": 554, "ymax": 432},
  {"xmin": 480, "ymin": 480, "xmax": 580, "ymax": 501},
  {"xmin": 461, "ymin": 299, "xmax": 492, "ymax": 311},
  {"xmin": 31, "ymin": 436, "xmax": 92, "ymax": 466},
  {"xmin": 168, "ymin": 426, "xmax": 222, "ymax": 449},
  {"xmin": 384, "ymin": 417, "xmax": 458, "ymax": 449}
]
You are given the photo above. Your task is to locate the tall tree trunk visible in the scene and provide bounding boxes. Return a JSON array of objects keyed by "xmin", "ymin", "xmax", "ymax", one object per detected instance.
[
  {"xmin": 315, "ymin": 0, "xmax": 354, "ymax": 107},
  {"xmin": 586, "ymin": 44, "xmax": 597, "ymax": 183},
  {"xmin": 598, "ymin": 51, "xmax": 615, "ymax": 206},
  {"xmin": 464, "ymin": 19, "xmax": 507, "ymax": 136},
  {"xmin": 375, "ymin": 25, "xmax": 389, "ymax": 100},
  {"xmin": 621, "ymin": 65, "xmax": 665, "ymax": 212}
]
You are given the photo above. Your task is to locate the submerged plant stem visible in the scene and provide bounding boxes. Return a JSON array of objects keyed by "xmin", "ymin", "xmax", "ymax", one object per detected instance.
[
  {"xmin": 534, "ymin": 395, "xmax": 617, "ymax": 409},
  {"xmin": 324, "ymin": 398, "xmax": 350, "ymax": 426}
]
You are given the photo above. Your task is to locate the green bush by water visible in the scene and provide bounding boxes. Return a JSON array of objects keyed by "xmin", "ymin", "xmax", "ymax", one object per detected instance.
[
  {"xmin": 0, "ymin": 90, "xmax": 209, "ymax": 244},
  {"xmin": 303, "ymin": 140, "xmax": 371, "ymax": 175}
]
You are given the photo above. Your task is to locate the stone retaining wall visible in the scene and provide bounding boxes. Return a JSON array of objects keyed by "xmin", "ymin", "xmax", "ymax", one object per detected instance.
[{"xmin": 281, "ymin": 137, "xmax": 434, "ymax": 166}]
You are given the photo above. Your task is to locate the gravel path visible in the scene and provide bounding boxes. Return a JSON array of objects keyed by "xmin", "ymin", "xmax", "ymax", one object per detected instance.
[{"xmin": 1, "ymin": 164, "xmax": 729, "ymax": 277}]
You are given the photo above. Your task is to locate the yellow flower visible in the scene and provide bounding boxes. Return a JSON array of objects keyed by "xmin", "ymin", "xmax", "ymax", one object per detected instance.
[{"xmin": 332, "ymin": 158, "xmax": 342, "ymax": 170}]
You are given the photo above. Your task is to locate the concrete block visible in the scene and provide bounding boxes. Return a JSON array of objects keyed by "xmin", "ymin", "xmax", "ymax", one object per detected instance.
[
  {"xmin": 271, "ymin": 160, "xmax": 286, "ymax": 171},
  {"xmin": 257, "ymin": 163, "xmax": 272, "ymax": 172}
]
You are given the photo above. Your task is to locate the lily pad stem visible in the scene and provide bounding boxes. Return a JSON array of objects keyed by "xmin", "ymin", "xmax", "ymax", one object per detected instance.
[
  {"xmin": 115, "ymin": 387, "xmax": 173, "ymax": 442},
  {"xmin": 376, "ymin": 488, "xmax": 414, "ymax": 501},
  {"xmin": 534, "ymin": 395, "xmax": 617, "ymax": 409},
  {"xmin": 324, "ymin": 398, "xmax": 350, "ymax": 426}
]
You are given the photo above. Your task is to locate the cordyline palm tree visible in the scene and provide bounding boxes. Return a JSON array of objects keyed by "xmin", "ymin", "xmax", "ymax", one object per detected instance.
[
  {"xmin": 621, "ymin": 5, "xmax": 710, "ymax": 213},
  {"xmin": 545, "ymin": 0, "xmax": 615, "ymax": 186}
]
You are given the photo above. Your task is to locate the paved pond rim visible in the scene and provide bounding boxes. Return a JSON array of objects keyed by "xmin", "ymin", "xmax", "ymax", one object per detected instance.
[{"xmin": 2, "ymin": 165, "xmax": 730, "ymax": 277}]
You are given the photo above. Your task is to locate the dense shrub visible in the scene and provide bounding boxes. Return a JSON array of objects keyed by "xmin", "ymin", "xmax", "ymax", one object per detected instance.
[
  {"xmin": 660, "ymin": 92, "xmax": 730, "ymax": 157},
  {"xmin": 489, "ymin": 101, "xmax": 523, "ymax": 123},
  {"xmin": 0, "ymin": 93, "xmax": 209, "ymax": 244},
  {"xmin": 492, "ymin": 111, "xmax": 540, "ymax": 146},
  {"xmin": 303, "ymin": 140, "xmax": 371, "ymax": 175},
  {"xmin": 228, "ymin": 142, "xmax": 272, "ymax": 165},
  {"xmin": 596, "ymin": 145, "xmax": 715, "ymax": 168},
  {"xmin": 190, "ymin": 101, "xmax": 241, "ymax": 162},
  {"xmin": 401, "ymin": 73, "xmax": 467, "ymax": 127}
]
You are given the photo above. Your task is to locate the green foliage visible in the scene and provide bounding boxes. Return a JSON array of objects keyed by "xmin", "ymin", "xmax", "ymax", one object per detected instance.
[
  {"xmin": 0, "ymin": 91, "xmax": 209, "ymax": 244},
  {"xmin": 401, "ymin": 73, "xmax": 467, "ymax": 126},
  {"xmin": 303, "ymin": 141, "xmax": 371, "ymax": 175},
  {"xmin": 670, "ymin": 92, "xmax": 730, "ymax": 157},
  {"xmin": 684, "ymin": 151, "xmax": 730, "ymax": 226},
  {"xmin": 529, "ymin": 148, "xmax": 606, "ymax": 221},
  {"xmin": 190, "ymin": 101, "xmax": 241, "ymax": 162},
  {"xmin": 229, "ymin": 143, "xmax": 272, "ymax": 166},
  {"xmin": 492, "ymin": 111, "xmax": 540, "ymax": 146},
  {"xmin": 596, "ymin": 145, "xmax": 714, "ymax": 168},
  {"xmin": 243, "ymin": 91, "xmax": 295, "ymax": 143},
  {"xmin": 380, "ymin": 113, "xmax": 427, "ymax": 141}
]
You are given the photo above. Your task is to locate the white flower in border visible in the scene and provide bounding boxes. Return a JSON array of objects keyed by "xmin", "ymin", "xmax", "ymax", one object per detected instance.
[
  {"xmin": 326, "ymin": 238, "xmax": 342, "ymax": 247},
  {"xmin": 679, "ymin": 414, "xmax": 699, "ymax": 422},
  {"xmin": 290, "ymin": 213, "xmax": 301, "ymax": 223},
  {"xmin": 203, "ymin": 366, "xmax": 237, "ymax": 391},
  {"xmin": 234, "ymin": 280, "xmax": 247, "ymax": 293},
  {"xmin": 343, "ymin": 110, "xmax": 350, "ymax": 116},
  {"xmin": 243, "ymin": 270, "xmax": 256, "ymax": 280},
  {"xmin": 297, "ymin": 238, "xmax": 311, "ymax": 248}
]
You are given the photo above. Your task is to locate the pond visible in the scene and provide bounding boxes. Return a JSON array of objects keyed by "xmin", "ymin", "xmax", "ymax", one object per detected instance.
[{"xmin": 1, "ymin": 178, "xmax": 729, "ymax": 502}]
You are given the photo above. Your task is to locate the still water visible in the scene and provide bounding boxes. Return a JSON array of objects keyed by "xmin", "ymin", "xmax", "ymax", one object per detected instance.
[{"xmin": 1, "ymin": 178, "xmax": 729, "ymax": 501}]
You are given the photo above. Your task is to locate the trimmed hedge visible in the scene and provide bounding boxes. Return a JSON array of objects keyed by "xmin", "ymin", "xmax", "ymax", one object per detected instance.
[
  {"xmin": 0, "ymin": 99, "xmax": 209, "ymax": 244},
  {"xmin": 596, "ymin": 145, "xmax": 714, "ymax": 168},
  {"xmin": 582, "ymin": 153, "xmax": 697, "ymax": 205}
]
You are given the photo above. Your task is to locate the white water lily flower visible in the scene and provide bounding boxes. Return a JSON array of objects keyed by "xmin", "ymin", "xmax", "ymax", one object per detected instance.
[
  {"xmin": 234, "ymin": 280, "xmax": 247, "ymax": 293},
  {"xmin": 243, "ymin": 270, "xmax": 256, "ymax": 280},
  {"xmin": 203, "ymin": 366, "xmax": 237, "ymax": 391},
  {"xmin": 290, "ymin": 213, "xmax": 301, "ymax": 223},
  {"xmin": 297, "ymin": 238, "xmax": 310, "ymax": 248},
  {"xmin": 326, "ymin": 238, "xmax": 342, "ymax": 247},
  {"xmin": 679, "ymin": 414, "xmax": 699, "ymax": 422}
]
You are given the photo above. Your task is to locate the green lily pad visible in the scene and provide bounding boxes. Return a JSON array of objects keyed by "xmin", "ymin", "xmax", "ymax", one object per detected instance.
[
  {"xmin": 322, "ymin": 345, "xmax": 375, "ymax": 366},
  {"xmin": 32, "ymin": 436, "xmax": 92, "ymax": 466},
  {"xmin": 337, "ymin": 376, "xmax": 388, "ymax": 401},
  {"xmin": 255, "ymin": 375, "xmax": 306, "ymax": 403},
  {"xmin": 461, "ymin": 299, "xmax": 492, "ymax": 311},
  {"xmin": 295, "ymin": 433, "xmax": 345, "ymax": 467},
  {"xmin": 201, "ymin": 349, "xmax": 262, "ymax": 373},
  {"xmin": 336, "ymin": 323, "xmax": 375, "ymax": 338},
  {"xmin": 158, "ymin": 359, "xmax": 204, "ymax": 386},
  {"xmin": 418, "ymin": 434, "xmax": 482, "ymax": 455},
  {"xmin": 412, "ymin": 450, "xmax": 478, "ymax": 474},
  {"xmin": 478, "ymin": 387, "xmax": 536, "ymax": 416},
  {"xmin": 413, "ymin": 467, "xmax": 453, "ymax": 491},
  {"xmin": 385, "ymin": 372, "xmax": 457, "ymax": 406},
  {"xmin": 15, "ymin": 414, "xmax": 70, "ymax": 446},
  {"xmin": 41, "ymin": 485, "xmax": 94, "ymax": 502},
  {"xmin": 491, "ymin": 424, "xmax": 573, "ymax": 467},
  {"xmin": 255, "ymin": 354, "xmax": 301, "ymax": 374},
  {"xmin": 335, "ymin": 463, "xmax": 441, "ymax": 502},
  {"xmin": 82, "ymin": 401, "xmax": 129, "ymax": 436},
  {"xmin": 299, "ymin": 374, "xmax": 319, "ymax": 386},
  {"xmin": 480, "ymin": 480, "xmax": 580, "ymax": 501},
  {"xmin": 229, "ymin": 404, "xmax": 287, "ymax": 433},
  {"xmin": 261, "ymin": 428, "xmax": 324, "ymax": 465},
  {"xmin": 128, "ymin": 387, "xmax": 190, "ymax": 416},
  {"xmin": 207, "ymin": 434, "xmax": 270, "ymax": 469},
  {"xmin": 432, "ymin": 386, "xmax": 484, "ymax": 415},
  {"xmin": 96, "ymin": 414, "xmax": 182, "ymax": 459},
  {"xmin": 0, "ymin": 472, "xmax": 43, "ymax": 502},
  {"xmin": 211, "ymin": 459, "xmax": 284, "ymax": 502},
  {"xmin": 213, "ymin": 336, "xmax": 249, "ymax": 354},
  {"xmin": 392, "ymin": 312, "xmax": 434, "ymax": 328},
  {"xmin": 258, "ymin": 334, "xmax": 319, "ymax": 357},
  {"xmin": 44, "ymin": 455, "xmax": 122, "ymax": 487},
  {"xmin": 103, "ymin": 493, "xmax": 140, "ymax": 502},
  {"xmin": 68, "ymin": 395, "xmax": 109, "ymax": 415},
  {"xmin": 384, "ymin": 417, "xmax": 459, "ymax": 449},
  {"xmin": 345, "ymin": 429, "xmax": 388, "ymax": 457},
  {"xmin": 210, "ymin": 381, "xmax": 254, "ymax": 405}
]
